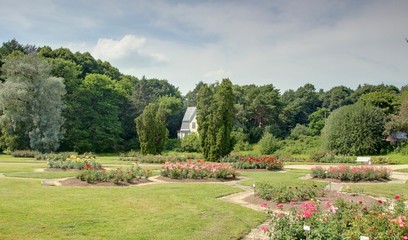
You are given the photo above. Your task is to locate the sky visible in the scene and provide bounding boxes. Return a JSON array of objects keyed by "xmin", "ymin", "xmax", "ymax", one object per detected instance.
[{"xmin": 1, "ymin": 0, "xmax": 407, "ymax": 94}]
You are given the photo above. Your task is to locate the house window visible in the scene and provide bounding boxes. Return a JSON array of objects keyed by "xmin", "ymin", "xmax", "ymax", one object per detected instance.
[{"xmin": 191, "ymin": 122, "xmax": 196, "ymax": 129}]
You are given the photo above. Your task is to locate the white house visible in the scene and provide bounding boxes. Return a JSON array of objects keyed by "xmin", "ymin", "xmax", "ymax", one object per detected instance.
[{"xmin": 178, "ymin": 107, "xmax": 198, "ymax": 138}]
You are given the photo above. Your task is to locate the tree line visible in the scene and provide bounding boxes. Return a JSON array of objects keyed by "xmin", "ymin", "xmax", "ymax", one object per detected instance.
[{"xmin": 0, "ymin": 39, "xmax": 407, "ymax": 157}]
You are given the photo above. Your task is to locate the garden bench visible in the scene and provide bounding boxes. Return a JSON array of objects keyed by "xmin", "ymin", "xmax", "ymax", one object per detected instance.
[{"xmin": 356, "ymin": 156, "xmax": 371, "ymax": 165}]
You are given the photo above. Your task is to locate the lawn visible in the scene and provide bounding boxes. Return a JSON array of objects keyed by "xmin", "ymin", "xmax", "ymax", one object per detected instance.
[
  {"xmin": 239, "ymin": 168, "xmax": 325, "ymax": 187},
  {"xmin": 0, "ymin": 178, "xmax": 266, "ymax": 240},
  {"xmin": 347, "ymin": 182, "xmax": 408, "ymax": 200}
]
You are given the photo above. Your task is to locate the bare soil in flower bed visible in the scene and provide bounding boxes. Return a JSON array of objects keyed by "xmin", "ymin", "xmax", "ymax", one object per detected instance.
[
  {"xmin": 244, "ymin": 190, "xmax": 378, "ymax": 212},
  {"xmin": 58, "ymin": 177, "xmax": 151, "ymax": 186},
  {"xmin": 156, "ymin": 176, "xmax": 239, "ymax": 182}
]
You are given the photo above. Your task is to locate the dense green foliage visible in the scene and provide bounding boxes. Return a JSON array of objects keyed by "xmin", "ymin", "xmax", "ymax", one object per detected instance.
[
  {"xmin": 322, "ymin": 103, "xmax": 386, "ymax": 155},
  {"xmin": 0, "ymin": 54, "xmax": 65, "ymax": 152},
  {"xmin": 257, "ymin": 132, "xmax": 281, "ymax": 155},
  {"xmin": 197, "ymin": 79, "xmax": 235, "ymax": 161},
  {"xmin": 135, "ymin": 103, "xmax": 168, "ymax": 155}
]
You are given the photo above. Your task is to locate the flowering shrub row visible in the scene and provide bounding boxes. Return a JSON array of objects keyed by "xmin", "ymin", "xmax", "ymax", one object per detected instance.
[
  {"xmin": 263, "ymin": 196, "xmax": 407, "ymax": 239},
  {"xmin": 232, "ymin": 156, "xmax": 284, "ymax": 170},
  {"xmin": 311, "ymin": 165, "xmax": 391, "ymax": 182},
  {"xmin": 48, "ymin": 153, "xmax": 101, "ymax": 170},
  {"xmin": 256, "ymin": 182, "xmax": 325, "ymax": 203},
  {"xmin": 160, "ymin": 161, "xmax": 237, "ymax": 179},
  {"xmin": 77, "ymin": 164, "xmax": 152, "ymax": 184}
]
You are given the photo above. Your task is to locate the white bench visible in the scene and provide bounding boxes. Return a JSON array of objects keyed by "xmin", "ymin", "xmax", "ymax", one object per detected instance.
[{"xmin": 356, "ymin": 156, "xmax": 372, "ymax": 165}]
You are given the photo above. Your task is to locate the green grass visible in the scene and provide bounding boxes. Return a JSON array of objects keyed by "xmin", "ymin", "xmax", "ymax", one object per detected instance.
[
  {"xmin": 0, "ymin": 163, "xmax": 47, "ymax": 173},
  {"xmin": 238, "ymin": 169, "xmax": 326, "ymax": 187},
  {"xmin": 395, "ymin": 168, "xmax": 408, "ymax": 173},
  {"xmin": 0, "ymin": 178, "xmax": 266, "ymax": 239},
  {"xmin": 348, "ymin": 182, "xmax": 408, "ymax": 200},
  {"xmin": 4, "ymin": 171, "xmax": 78, "ymax": 179},
  {"xmin": 0, "ymin": 154, "xmax": 43, "ymax": 163}
]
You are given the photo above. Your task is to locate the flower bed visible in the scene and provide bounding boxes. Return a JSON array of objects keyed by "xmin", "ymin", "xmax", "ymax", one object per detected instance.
[
  {"xmin": 263, "ymin": 196, "xmax": 407, "ymax": 239},
  {"xmin": 256, "ymin": 182, "xmax": 325, "ymax": 203},
  {"xmin": 160, "ymin": 161, "xmax": 237, "ymax": 179},
  {"xmin": 48, "ymin": 153, "xmax": 102, "ymax": 170},
  {"xmin": 311, "ymin": 165, "xmax": 391, "ymax": 182},
  {"xmin": 232, "ymin": 156, "xmax": 283, "ymax": 170},
  {"xmin": 76, "ymin": 164, "xmax": 152, "ymax": 184}
]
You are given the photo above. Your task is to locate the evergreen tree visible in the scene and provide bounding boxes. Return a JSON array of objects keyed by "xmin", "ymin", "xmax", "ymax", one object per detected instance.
[
  {"xmin": 197, "ymin": 79, "xmax": 235, "ymax": 161},
  {"xmin": 135, "ymin": 103, "xmax": 168, "ymax": 155}
]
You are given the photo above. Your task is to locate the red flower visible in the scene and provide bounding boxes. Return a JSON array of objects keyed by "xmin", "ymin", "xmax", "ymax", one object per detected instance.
[
  {"xmin": 358, "ymin": 201, "xmax": 363, "ymax": 204},
  {"xmin": 261, "ymin": 202, "xmax": 268, "ymax": 208},
  {"xmin": 377, "ymin": 200, "xmax": 383, "ymax": 204},
  {"xmin": 395, "ymin": 195, "xmax": 401, "ymax": 200},
  {"xmin": 260, "ymin": 225, "xmax": 268, "ymax": 232}
]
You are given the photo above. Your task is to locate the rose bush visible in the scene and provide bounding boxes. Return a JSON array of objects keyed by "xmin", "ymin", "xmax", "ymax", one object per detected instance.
[
  {"xmin": 263, "ymin": 196, "xmax": 407, "ymax": 239},
  {"xmin": 161, "ymin": 160, "xmax": 237, "ymax": 179},
  {"xmin": 311, "ymin": 165, "xmax": 391, "ymax": 182},
  {"xmin": 48, "ymin": 153, "xmax": 101, "ymax": 170},
  {"xmin": 77, "ymin": 164, "xmax": 152, "ymax": 184},
  {"xmin": 232, "ymin": 156, "xmax": 283, "ymax": 171}
]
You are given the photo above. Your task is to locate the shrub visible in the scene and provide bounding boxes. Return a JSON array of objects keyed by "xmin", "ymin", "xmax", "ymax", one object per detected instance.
[
  {"xmin": 179, "ymin": 133, "xmax": 201, "ymax": 152},
  {"xmin": 257, "ymin": 132, "xmax": 281, "ymax": 155},
  {"xmin": 11, "ymin": 150, "xmax": 39, "ymax": 158},
  {"xmin": 160, "ymin": 161, "xmax": 237, "ymax": 179},
  {"xmin": 371, "ymin": 156, "xmax": 400, "ymax": 165},
  {"xmin": 119, "ymin": 153, "xmax": 193, "ymax": 164},
  {"xmin": 276, "ymin": 136, "xmax": 321, "ymax": 156},
  {"xmin": 321, "ymin": 103, "xmax": 386, "ymax": 155},
  {"xmin": 310, "ymin": 165, "xmax": 391, "ymax": 182},
  {"xmin": 310, "ymin": 150, "xmax": 355, "ymax": 163},
  {"xmin": 231, "ymin": 131, "xmax": 252, "ymax": 151},
  {"xmin": 163, "ymin": 138, "xmax": 181, "ymax": 151},
  {"xmin": 256, "ymin": 182, "xmax": 324, "ymax": 203},
  {"xmin": 77, "ymin": 164, "xmax": 152, "ymax": 184},
  {"xmin": 232, "ymin": 156, "xmax": 283, "ymax": 171},
  {"xmin": 264, "ymin": 197, "xmax": 407, "ymax": 239}
]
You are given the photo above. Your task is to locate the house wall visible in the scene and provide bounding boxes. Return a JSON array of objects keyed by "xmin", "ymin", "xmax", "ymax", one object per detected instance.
[{"xmin": 189, "ymin": 115, "xmax": 198, "ymax": 134}]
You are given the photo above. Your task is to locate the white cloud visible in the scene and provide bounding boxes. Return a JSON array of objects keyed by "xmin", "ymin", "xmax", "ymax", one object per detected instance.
[{"xmin": 92, "ymin": 35, "xmax": 146, "ymax": 60}]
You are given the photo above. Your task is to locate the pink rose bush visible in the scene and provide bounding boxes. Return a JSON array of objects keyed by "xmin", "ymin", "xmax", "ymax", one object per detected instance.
[
  {"xmin": 311, "ymin": 165, "xmax": 391, "ymax": 182},
  {"xmin": 161, "ymin": 160, "xmax": 237, "ymax": 179},
  {"xmin": 232, "ymin": 156, "xmax": 284, "ymax": 170},
  {"xmin": 264, "ymin": 196, "xmax": 407, "ymax": 239}
]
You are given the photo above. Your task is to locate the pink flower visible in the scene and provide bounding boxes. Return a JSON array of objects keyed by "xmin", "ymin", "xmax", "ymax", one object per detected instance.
[
  {"xmin": 329, "ymin": 205, "xmax": 338, "ymax": 213},
  {"xmin": 261, "ymin": 202, "xmax": 268, "ymax": 208},
  {"xmin": 395, "ymin": 195, "xmax": 401, "ymax": 200},
  {"xmin": 260, "ymin": 225, "xmax": 269, "ymax": 232},
  {"xmin": 290, "ymin": 201, "xmax": 296, "ymax": 205},
  {"xmin": 323, "ymin": 217, "xmax": 328, "ymax": 222},
  {"xmin": 403, "ymin": 236, "xmax": 408, "ymax": 240},
  {"xmin": 277, "ymin": 212, "xmax": 283, "ymax": 217},
  {"xmin": 277, "ymin": 203, "xmax": 284, "ymax": 209}
]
